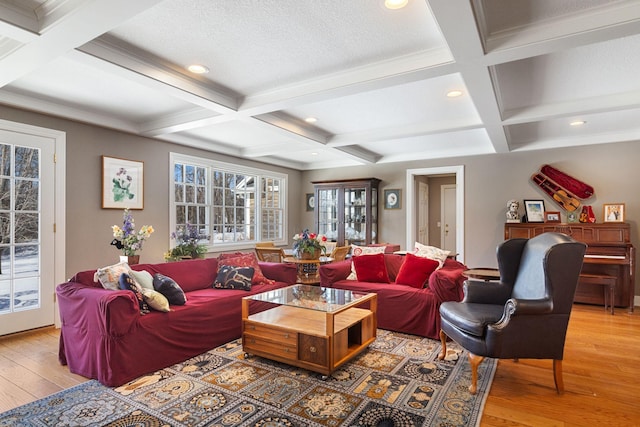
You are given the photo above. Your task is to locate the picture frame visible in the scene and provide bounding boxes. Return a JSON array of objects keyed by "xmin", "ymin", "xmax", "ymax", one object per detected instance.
[
  {"xmin": 384, "ymin": 189, "xmax": 401, "ymax": 209},
  {"xmin": 567, "ymin": 211, "xmax": 579, "ymax": 223},
  {"xmin": 603, "ymin": 203, "xmax": 625, "ymax": 223},
  {"xmin": 523, "ymin": 199, "xmax": 545, "ymax": 223},
  {"xmin": 544, "ymin": 211, "xmax": 561, "ymax": 223},
  {"xmin": 305, "ymin": 193, "xmax": 315, "ymax": 211},
  {"xmin": 102, "ymin": 156, "xmax": 144, "ymax": 209}
]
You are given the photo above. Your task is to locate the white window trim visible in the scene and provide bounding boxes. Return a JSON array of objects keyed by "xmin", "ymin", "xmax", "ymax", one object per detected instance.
[{"xmin": 169, "ymin": 153, "xmax": 288, "ymax": 252}]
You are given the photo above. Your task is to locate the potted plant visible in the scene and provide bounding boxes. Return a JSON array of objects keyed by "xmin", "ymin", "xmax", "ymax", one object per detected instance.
[
  {"xmin": 110, "ymin": 208, "xmax": 154, "ymax": 265},
  {"xmin": 165, "ymin": 223, "xmax": 209, "ymax": 261},
  {"xmin": 292, "ymin": 229, "xmax": 327, "ymax": 259}
]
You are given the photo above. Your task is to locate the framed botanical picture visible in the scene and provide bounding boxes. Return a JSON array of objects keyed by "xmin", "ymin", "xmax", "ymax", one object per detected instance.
[
  {"xmin": 305, "ymin": 193, "xmax": 315, "ymax": 211},
  {"xmin": 603, "ymin": 203, "xmax": 624, "ymax": 223},
  {"xmin": 102, "ymin": 156, "xmax": 144, "ymax": 209},
  {"xmin": 544, "ymin": 211, "xmax": 561, "ymax": 223},
  {"xmin": 523, "ymin": 199, "xmax": 545, "ymax": 223},
  {"xmin": 384, "ymin": 189, "xmax": 401, "ymax": 209}
]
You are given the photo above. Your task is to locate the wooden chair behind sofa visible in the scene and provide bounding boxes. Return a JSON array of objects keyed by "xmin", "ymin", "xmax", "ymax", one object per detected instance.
[
  {"xmin": 255, "ymin": 247, "xmax": 286, "ymax": 263},
  {"xmin": 330, "ymin": 245, "xmax": 351, "ymax": 261}
]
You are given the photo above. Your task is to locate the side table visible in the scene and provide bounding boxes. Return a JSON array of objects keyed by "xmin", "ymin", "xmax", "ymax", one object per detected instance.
[{"xmin": 463, "ymin": 268, "xmax": 500, "ymax": 281}]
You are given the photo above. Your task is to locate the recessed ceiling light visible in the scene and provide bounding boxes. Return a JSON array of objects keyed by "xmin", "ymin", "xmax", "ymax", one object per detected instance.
[
  {"xmin": 311, "ymin": 152, "xmax": 318, "ymax": 156},
  {"xmin": 384, "ymin": 0, "xmax": 408, "ymax": 10},
  {"xmin": 570, "ymin": 120, "xmax": 586, "ymax": 126},
  {"xmin": 187, "ymin": 64, "xmax": 209, "ymax": 74},
  {"xmin": 305, "ymin": 117, "xmax": 318, "ymax": 123},
  {"xmin": 446, "ymin": 90, "xmax": 463, "ymax": 98}
]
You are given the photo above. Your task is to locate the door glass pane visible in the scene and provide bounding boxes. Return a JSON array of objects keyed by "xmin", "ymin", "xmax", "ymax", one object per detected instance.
[
  {"xmin": 14, "ymin": 277, "xmax": 39, "ymax": 311},
  {"xmin": 0, "ymin": 280, "xmax": 9, "ymax": 314},
  {"xmin": 15, "ymin": 179, "xmax": 38, "ymax": 211},
  {"xmin": 14, "ymin": 146, "xmax": 38, "ymax": 178},
  {"xmin": 15, "ymin": 213, "xmax": 39, "ymax": 243}
]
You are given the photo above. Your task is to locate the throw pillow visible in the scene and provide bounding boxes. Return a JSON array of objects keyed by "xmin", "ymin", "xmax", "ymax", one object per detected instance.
[
  {"xmin": 414, "ymin": 242, "xmax": 450, "ymax": 268},
  {"xmin": 213, "ymin": 265, "xmax": 254, "ymax": 291},
  {"xmin": 352, "ymin": 253, "xmax": 390, "ymax": 283},
  {"xmin": 152, "ymin": 273, "xmax": 187, "ymax": 305},
  {"xmin": 395, "ymin": 253, "xmax": 440, "ymax": 289},
  {"xmin": 130, "ymin": 269, "xmax": 154, "ymax": 290},
  {"xmin": 94, "ymin": 261, "xmax": 133, "ymax": 291},
  {"xmin": 140, "ymin": 288, "xmax": 170, "ymax": 312},
  {"xmin": 347, "ymin": 245, "xmax": 387, "ymax": 280},
  {"xmin": 119, "ymin": 273, "xmax": 149, "ymax": 314},
  {"xmin": 218, "ymin": 253, "xmax": 275, "ymax": 286}
]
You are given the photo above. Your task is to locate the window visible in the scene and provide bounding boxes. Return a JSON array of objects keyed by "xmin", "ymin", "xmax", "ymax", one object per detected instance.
[{"xmin": 170, "ymin": 153, "xmax": 287, "ymax": 250}]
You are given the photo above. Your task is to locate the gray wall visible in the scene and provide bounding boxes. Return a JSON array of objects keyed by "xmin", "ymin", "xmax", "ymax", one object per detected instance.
[
  {"xmin": 2, "ymin": 104, "xmax": 638, "ymax": 298},
  {"xmin": 0, "ymin": 106, "xmax": 302, "ymax": 278},
  {"xmin": 302, "ymin": 142, "xmax": 640, "ymax": 298}
]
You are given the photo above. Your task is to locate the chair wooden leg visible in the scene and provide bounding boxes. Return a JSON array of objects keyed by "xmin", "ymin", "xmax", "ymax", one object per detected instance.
[
  {"xmin": 553, "ymin": 359, "xmax": 564, "ymax": 394},
  {"xmin": 438, "ymin": 329, "xmax": 447, "ymax": 360},
  {"xmin": 468, "ymin": 353, "xmax": 484, "ymax": 395}
]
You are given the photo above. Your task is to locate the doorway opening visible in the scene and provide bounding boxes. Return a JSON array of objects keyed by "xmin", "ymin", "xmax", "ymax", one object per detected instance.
[{"xmin": 405, "ymin": 166, "xmax": 464, "ymax": 263}]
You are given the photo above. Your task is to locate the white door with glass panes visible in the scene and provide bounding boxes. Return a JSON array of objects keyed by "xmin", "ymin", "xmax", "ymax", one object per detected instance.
[{"xmin": 0, "ymin": 127, "xmax": 56, "ymax": 336}]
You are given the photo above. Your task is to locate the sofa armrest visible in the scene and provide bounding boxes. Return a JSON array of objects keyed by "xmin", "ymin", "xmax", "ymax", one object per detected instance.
[
  {"xmin": 319, "ymin": 260, "xmax": 352, "ymax": 287},
  {"xmin": 258, "ymin": 261, "xmax": 297, "ymax": 284},
  {"xmin": 56, "ymin": 281, "xmax": 141, "ymax": 337}
]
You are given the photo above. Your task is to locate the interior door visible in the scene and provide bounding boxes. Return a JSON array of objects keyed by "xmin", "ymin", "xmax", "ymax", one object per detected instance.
[
  {"xmin": 0, "ymin": 130, "xmax": 55, "ymax": 335},
  {"xmin": 417, "ymin": 181, "xmax": 429, "ymax": 244},
  {"xmin": 441, "ymin": 184, "xmax": 457, "ymax": 253}
]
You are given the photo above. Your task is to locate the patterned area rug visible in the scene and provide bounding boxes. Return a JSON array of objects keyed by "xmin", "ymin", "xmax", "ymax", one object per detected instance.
[{"xmin": 0, "ymin": 330, "xmax": 496, "ymax": 426}]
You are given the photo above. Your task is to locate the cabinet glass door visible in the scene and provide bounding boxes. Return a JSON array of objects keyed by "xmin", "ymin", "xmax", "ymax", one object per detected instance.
[
  {"xmin": 344, "ymin": 187, "xmax": 367, "ymax": 245},
  {"xmin": 317, "ymin": 188, "xmax": 338, "ymax": 242}
]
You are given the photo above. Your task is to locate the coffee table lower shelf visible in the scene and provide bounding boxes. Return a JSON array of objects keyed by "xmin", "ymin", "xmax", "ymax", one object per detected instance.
[{"xmin": 242, "ymin": 301, "xmax": 376, "ymax": 377}]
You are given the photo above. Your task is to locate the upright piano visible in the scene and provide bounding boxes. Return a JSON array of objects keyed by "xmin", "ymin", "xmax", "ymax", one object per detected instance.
[{"xmin": 505, "ymin": 223, "xmax": 635, "ymax": 312}]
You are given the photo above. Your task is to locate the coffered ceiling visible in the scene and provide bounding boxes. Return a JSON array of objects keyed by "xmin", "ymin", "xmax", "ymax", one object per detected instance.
[{"xmin": 1, "ymin": 0, "xmax": 639, "ymax": 170}]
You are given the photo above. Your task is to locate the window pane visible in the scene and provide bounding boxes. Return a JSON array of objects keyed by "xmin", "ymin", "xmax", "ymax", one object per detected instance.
[
  {"xmin": 213, "ymin": 171, "xmax": 223, "ymax": 187},
  {"xmin": 0, "ymin": 144, "xmax": 10, "ymax": 176},
  {"xmin": 0, "ymin": 178, "xmax": 9, "ymax": 210},
  {"xmin": 15, "ymin": 180, "xmax": 38, "ymax": 211},
  {"xmin": 213, "ymin": 188, "xmax": 223, "ymax": 205},
  {"xmin": 174, "ymin": 163, "xmax": 184, "ymax": 183},
  {"xmin": 174, "ymin": 184, "xmax": 184, "ymax": 203},
  {"xmin": 196, "ymin": 167, "xmax": 206, "ymax": 185},
  {"xmin": 185, "ymin": 165, "xmax": 195, "ymax": 184},
  {"xmin": 15, "ymin": 213, "xmax": 38, "ymax": 244},
  {"xmin": 176, "ymin": 205, "xmax": 186, "ymax": 225},
  {"xmin": 185, "ymin": 185, "xmax": 195, "ymax": 203},
  {"xmin": 197, "ymin": 187, "xmax": 205, "ymax": 204},
  {"xmin": 14, "ymin": 147, "xmax": 38, "ymax": 179}
]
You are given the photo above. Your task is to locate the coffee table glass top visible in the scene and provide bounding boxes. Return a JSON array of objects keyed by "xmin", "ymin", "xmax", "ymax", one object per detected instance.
[{"xmin": 245, "ymin": 284, "xmax": 373, "ymax": 313}]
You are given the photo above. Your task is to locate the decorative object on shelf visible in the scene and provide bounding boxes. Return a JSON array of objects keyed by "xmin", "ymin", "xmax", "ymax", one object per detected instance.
[
  {"xmin": 544, "ymin": 211, "xmax": 561, "ymax": 223},
  {"xmin": 384, "ymin": 189, "xmax": 401, "ymax": 209},
  {"xmin": 164, "ymin": 223, "xmax": 210, "ymax": 261},
  {"xmin": 102, "ymin": 156, "xmax": 144, "ymax": 209},
  {"xmin": 293, "ymin": 229, "xmax": 327, "ymax": 259},
  {"xmin": 531, "ymin": 164, "xmax": 594, "ymax": 212},
  {"xmin": 523, "ymin": 200, "xmax": 545, "ymax": 223},
  {"xmin": 579, "ymin": 205, "xmax": 596, "ymax": 223},
  {"xmin": 305, "ymin": 193, "xmax": 315, "ymax": 211},
  {"xmin": 567, "ymin": 211, "xmax": 579, "ymax": 223},
  {"xmin": 603, "ymin": 203, "xmax": 625, "ymax": 223},
  {"xmin": 506, "ymin": 199, "xmax": 520, "ymax": 223},
  {"xmin": 110, "ymin": 208, "xmax": 154, "ymax": 263}
]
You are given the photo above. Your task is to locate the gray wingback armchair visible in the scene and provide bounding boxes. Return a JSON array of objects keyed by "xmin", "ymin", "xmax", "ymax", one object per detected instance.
[{"xmin": 438, "ymin": 232, "xmax": 586, "ymax": 394}]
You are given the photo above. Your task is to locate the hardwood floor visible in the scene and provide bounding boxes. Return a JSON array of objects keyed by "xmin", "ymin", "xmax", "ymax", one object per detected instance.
[{"xmin": 0, "ymin": 304, "xmax": 638, "ymax": 426}]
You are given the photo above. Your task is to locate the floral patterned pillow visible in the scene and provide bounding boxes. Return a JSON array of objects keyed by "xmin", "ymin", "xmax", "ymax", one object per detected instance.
[{"xmin": 94, "ymin": 261, "xmax": 133, "ymax": 290}]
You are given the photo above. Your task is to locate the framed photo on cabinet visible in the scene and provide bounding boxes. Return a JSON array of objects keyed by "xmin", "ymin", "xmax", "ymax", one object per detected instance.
[
  {"xmin": 544, "ymin": 211, "xmax": 561, "ymax": 223},
  {"xmin": 603, "ymin": 203, "xmax": 624, "ymax": 223},
  {"xmin": 523, "ymin": 199, "xmax": 545, "ymax": 223}
]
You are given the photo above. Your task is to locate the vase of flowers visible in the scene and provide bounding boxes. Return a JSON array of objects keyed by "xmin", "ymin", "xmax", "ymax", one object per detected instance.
[
  {"xmin": 110, "ymin": 208, "xmax": 154, "ymax": 264},
  {"xmin": 293, "ymin": 229, "xmax": 327, "ymax": 260},
  {"xmin": 164, "ymin": 223, "xmax": 210, "ymax": 261}
]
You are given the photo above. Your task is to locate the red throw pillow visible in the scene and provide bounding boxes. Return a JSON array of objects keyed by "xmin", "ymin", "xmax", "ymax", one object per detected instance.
[
  {"xmin": 218, "ymin": 253, "xmax": 275, "ymax": 286},
  {"xmin": 395, "ymin": 252, "xmax": 439, "ymax": 289},
  {"xmin": 352, "ymin": 253, "xmax": 390, "ymax": 283}
]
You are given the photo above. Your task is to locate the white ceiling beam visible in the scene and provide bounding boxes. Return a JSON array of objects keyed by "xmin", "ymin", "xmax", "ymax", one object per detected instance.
[
  {"xmin": 0, "ymin": 0, "xmax": 164, "ymax": 88},
  {"xmin": 428, "ymin": 0, "xmax": 509, "ymax": 153}
]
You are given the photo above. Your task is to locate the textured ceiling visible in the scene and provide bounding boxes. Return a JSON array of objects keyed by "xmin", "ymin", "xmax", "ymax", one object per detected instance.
[{"xmin": 1, "ymin": 0, "xmax": 639, "ymax": 170}]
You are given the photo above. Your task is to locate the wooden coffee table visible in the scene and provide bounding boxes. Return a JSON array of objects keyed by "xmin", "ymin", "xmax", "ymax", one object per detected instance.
[{"xmin": 242, "ymin": 284, "xmax": 377, "ymax": 377}]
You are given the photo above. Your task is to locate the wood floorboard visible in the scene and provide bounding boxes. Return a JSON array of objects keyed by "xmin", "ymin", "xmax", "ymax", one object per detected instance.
[{"xmin": 0, "ymin": 304, "xmax": 638, "ymax": 426}]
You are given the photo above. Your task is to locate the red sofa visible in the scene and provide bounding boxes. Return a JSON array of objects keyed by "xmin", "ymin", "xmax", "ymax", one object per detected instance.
[
  {"xmin": 56, "ymin": 257, "xmax": 297, "ymax": 386},
  {"xmin": 319, "ymin": 254, "xmax": 467, "ymax": 339}
]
